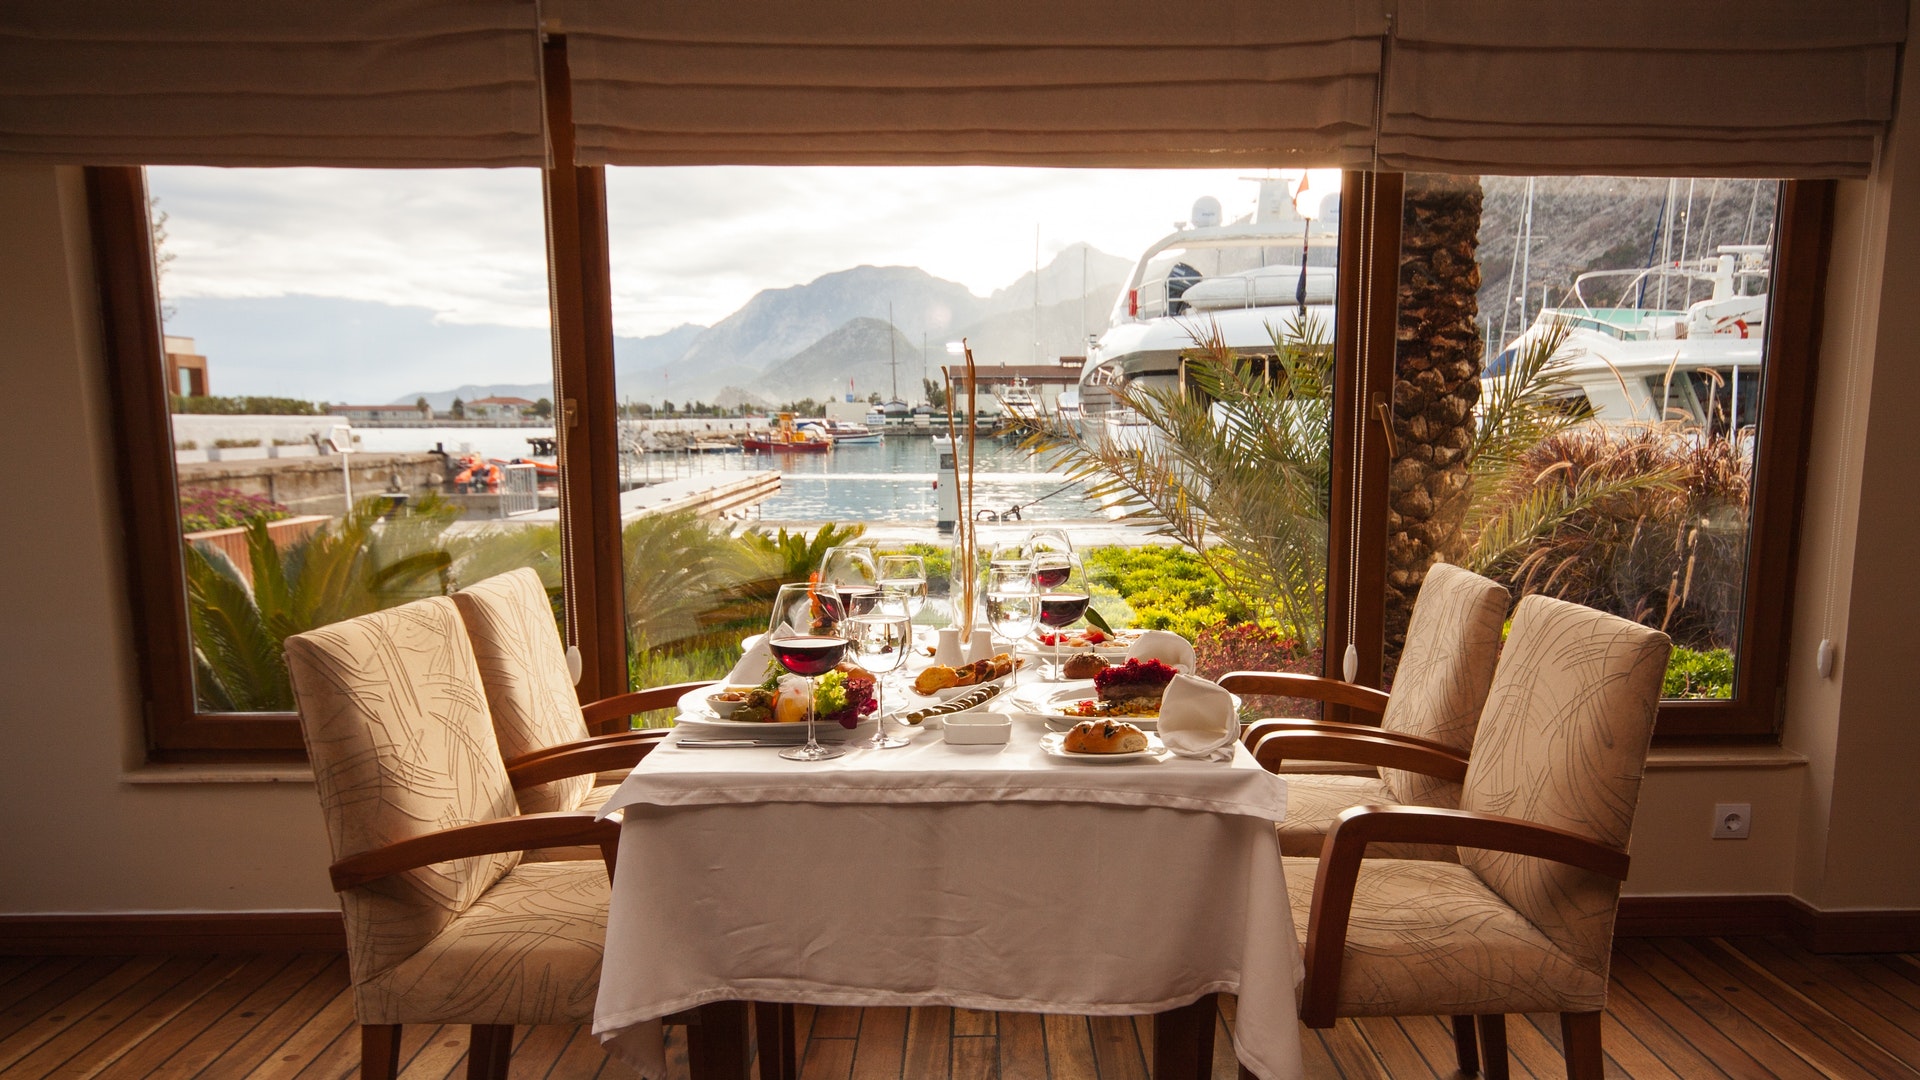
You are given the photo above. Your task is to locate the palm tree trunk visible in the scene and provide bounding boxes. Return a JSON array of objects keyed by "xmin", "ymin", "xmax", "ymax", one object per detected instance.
[{"xmin": 1386, "ymin": 175, "xmax": 1485, "ymax": 672}]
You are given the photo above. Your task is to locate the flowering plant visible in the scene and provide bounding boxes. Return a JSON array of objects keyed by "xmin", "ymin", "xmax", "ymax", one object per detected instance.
[{"xmin": 180, "ymin": 487, "xmax": 290, "ymax": 533}]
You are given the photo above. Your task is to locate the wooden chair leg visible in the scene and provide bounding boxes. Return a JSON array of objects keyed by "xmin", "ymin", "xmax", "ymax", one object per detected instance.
[
  {"xmin": 467, "ymin": 1024, "xmax": 513, "ymax": 1080},
  {"xmin": 1475, "ymin": 1015, "xmax": 1508, "ymax": 1080},
  {"xmin": 1560, "ymin": 1011, "xmax": 1604, "ymax": 1080},
  {"xmin": 686, "ymin": 1000, "xmax": 752, "ymax": 1080},
  {"xmin": 1150, "ymin": 994, "xmax": 1216, "ymax": 1080},
  {"xmin": 1451, "ymin": 1015, "xmax": 1480, "ymax": 1075},
  {"xmin": 361, "ymin": 1024, "xmax": 402, "ymax": 1080},
  {"xmin": 753, "ymin": 1002, "xmax": 796, "ymax": 1080}
]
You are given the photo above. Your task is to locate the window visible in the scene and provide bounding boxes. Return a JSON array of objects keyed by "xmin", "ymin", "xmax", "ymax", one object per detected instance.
[
  {"xmin": 97, "ymin": 166, "xmax": 565, "ymax": 755},
  {"xmin": 1376, "ymin": 175, "xmax": 1830, "ymax": 737},
  {"xmin": 94, "ymin": 153, "xmax": 1828, "ymax": 756}
]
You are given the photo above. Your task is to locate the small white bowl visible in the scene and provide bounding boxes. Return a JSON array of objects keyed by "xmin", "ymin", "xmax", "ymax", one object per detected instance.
[{"xmin": 943, "ymin": 713, "xmax": 1012, "ymax": 745}]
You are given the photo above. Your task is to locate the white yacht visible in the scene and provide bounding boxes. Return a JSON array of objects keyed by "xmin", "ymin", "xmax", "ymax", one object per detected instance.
[
  {"xmin": 1497, "ymin": 244, "xmax": 1770, "ymax": 436},
  {"xmin": 1076, "ymin": 176, "xmax": 1340, "ymax": 445},
  {"xmin": 993, "ymin": 376, "xmax": 1044, "ymax": 420}
]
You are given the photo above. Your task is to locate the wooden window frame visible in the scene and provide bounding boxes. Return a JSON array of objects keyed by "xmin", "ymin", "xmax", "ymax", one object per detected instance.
[
  {"xmin": 94, "ymin": 111, "xmax": 1830, "ymax": 758},
  {"xmin": 1336, "ymin": 176, "xmax": 1834, "ymax": 742}
]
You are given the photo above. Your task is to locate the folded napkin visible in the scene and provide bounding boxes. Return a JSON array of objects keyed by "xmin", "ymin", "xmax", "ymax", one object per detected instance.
[
  {"xmin": 1125, "ymin": 629, "xmax": 1197, "ymax": 674},
  {"xmin": 725, "ymin": 634, "xmax": 771, "ymax": 685},
  {"xmin": 1156, "ymin": 673, "xmax": 1238, "ymax": 760}
]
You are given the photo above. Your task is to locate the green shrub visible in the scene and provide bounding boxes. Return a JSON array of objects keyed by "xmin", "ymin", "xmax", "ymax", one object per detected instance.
[{"xmin": 1663, "ymin": 645, "xmax": 1735, "ymax": 699}]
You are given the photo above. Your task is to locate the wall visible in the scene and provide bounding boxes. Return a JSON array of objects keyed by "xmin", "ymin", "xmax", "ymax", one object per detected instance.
[
  {"xmin": 0, "ymin": 165, "xmax": 336, "ymax": 914},
  {"xmin": 3, "ymin": 122, "xmax": 1920, "ymax": 915}
]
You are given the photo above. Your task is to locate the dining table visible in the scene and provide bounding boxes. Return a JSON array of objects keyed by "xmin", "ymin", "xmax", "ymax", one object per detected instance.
[{"xmin": 590, "ymin": 658, "xmax": 1307, "ymax": 1080}]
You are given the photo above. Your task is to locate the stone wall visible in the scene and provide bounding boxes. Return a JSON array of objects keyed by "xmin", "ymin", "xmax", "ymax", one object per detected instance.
[{"xmin": 175, "ymin": 451, "xmax": 450, "ymax": 517}]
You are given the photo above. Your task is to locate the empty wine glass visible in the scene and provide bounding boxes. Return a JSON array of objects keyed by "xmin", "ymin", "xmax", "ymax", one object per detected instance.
[
  {"xmin": 876, "ymin": 554, "xmax": 928, "ymax": 619},
  {"xmin": 844, "ymin": 600, "xmax": 912, "ymax": 750},
  {"xmin": 766, "ymin": 583, "xmax": 849, "ymax": 762},
  {"xmin": 818, "ymin": 544, "xmax": 879, "ymax": 613},
  {"xmin": 985, "ymin": 561, "xmax": 1038, "ymax": 691},
  {"xmin": 1033, "ymin": 553, "xmax": 1089, "ymax": 679}
]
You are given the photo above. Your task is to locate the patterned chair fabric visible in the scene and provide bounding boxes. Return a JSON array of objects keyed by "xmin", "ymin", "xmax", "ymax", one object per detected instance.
[
  {"xmin": 451, "ymin": 568, "xmax": 593, "ymax": 816},
  {"xmin": 1286, "ymin": 593, "xmax": 1670, "ymax": 1017},
  {"xmin": 286, "ymin": 597, "xmax": 608, "ymax": 1026},
  {"xmin": 1275, "ymin": 562, "xmax": 1509, "ymax": 859}
]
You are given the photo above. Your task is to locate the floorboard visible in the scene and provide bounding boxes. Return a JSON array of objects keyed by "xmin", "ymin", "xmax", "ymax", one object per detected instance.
[{"xmin": 0, "ymin": 939, "xmax": 1913, "ymax": 1078}]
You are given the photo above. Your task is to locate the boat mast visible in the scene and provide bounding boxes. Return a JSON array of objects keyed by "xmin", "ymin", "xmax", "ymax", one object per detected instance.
[{"xmin": 888, "ymin": 301, "xmax": 898, "ymax": 402}]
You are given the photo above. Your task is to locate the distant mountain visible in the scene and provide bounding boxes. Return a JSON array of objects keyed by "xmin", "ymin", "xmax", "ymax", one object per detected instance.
[
  {"xmin": 675, "ymin": 265, "xmax": 987, "ymax": 375},
  {"xmin": 757, "ymin": 317, "xmax": 922, "ymax": 403},
  {"xmin": 946, "ymin": 288, "xmax": 1123, "ymax": 368},
  {"xmin": 614, "ymin": 323, "xmax": 706, "ymax": 391},
  {"xmin": 983, "ymin": 243, "xmax": 1131, "ymax": 315},
  {"xmin": 164, "ymin": 295, "xmax": 552, "ymax": 404},
  {"xmin": 400, "ymin": 383, "xmax": 552, "ymax": 411}
]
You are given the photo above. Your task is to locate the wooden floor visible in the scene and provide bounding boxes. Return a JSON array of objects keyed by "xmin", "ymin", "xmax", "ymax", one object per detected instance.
[{"xmin": 2, "ymin": 938, "xmax": 1918, "ymax": 1079}]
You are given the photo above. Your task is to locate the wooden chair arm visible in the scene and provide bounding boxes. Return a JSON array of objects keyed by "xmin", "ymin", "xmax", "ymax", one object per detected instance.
[
  {"xmin": 505, "ymin": 737, "xmax": 663, "ymax": 790},
  {"xmin": 1300, "ymin": 805, "xmax": 1630, "ymax": 1028},
  {"xmin": 506, "ymin": 729, "xmax": 667, "ymax": 771},
  {"xmin": 1251, "ymin": 729, "xmax": 1469, "ymax": 783},
  {"xmin": 1216, "ymin": 671, "xmax": 1391, "ymax": 714},
  {"xmin": 581, "ymin": 681, "xmax": 715, "ymax": 735},
  {"xmin": 1243, "ymin": 717, "xmax": 1461, "ymax": 753},
  {"xmin": 329, "ymin": 812, "xmax": 618, "ymax": 891}
]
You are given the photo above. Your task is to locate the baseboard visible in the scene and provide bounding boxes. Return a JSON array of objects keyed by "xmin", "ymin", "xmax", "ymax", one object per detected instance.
[
  {"xmin": 5, "ymin": 900, "xmax": 1916, "ymax": 957},
  {"xmin": 1618, "ymin": 894, "xmax": 1920, "ymax": 952},
  {"xmin": 0, "ymin": 911, "xmax": 344, "ymax": 955}
]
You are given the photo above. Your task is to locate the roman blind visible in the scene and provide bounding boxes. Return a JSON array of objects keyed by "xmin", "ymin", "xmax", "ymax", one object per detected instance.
[
  {"xmin": 1375, "ymin": 0, "xmax": 1905, "ymax": 178},
  {"xmin": 0, "ymin": 0, "xmax": 545, "ymax": 167},
  {"xmin": 557, "ymin": 1, "xmax": 1389, "ymax": 168}
]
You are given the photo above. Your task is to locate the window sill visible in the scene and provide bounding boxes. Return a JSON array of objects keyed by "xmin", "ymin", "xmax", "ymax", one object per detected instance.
[
  {"xmin": 122, "ymin": 763, "xmax": 315, "ymax": 785},
  {"xmin": 1645, "ymin": 745, "xmax": 1806, "ymax": 771}
]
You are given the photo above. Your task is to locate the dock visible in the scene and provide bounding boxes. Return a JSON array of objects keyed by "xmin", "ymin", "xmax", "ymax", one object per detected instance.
[{"xmin": 619, "ymin": 469, "xmax": 780, "ymax": 520}]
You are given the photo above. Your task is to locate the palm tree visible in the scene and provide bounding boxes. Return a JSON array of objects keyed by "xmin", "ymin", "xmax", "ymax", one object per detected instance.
[
  {"xmin": 1385, "ymin": 174, "xmax": 1486, "ymax": 666},
  {"xmin": 184, "ymin": 496, "xmax": 458, "ymax": 710},
  {"xmin": 1021, "ymin": 316, "xmax": 1334, "ymax": 652}
]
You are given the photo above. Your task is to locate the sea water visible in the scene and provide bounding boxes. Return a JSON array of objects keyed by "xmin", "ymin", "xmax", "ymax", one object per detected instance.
[{"xmin": 349, "ymin": 425, "xmax": 1101, "ymax": 524}]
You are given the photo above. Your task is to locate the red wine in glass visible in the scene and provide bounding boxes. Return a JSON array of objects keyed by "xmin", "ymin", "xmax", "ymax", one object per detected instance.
[
  {"xmin": 834, "ymin": 585, "xmax": 878, "ymax": 611},
  {"xmin": 1038, "ymin": 593, "xmax": 1090, "ymax": 628},
  {"xmin": 1032, "ymin": 564, "xmax": 1071, "ymax": 590},
  {"xmin": 769, "ymin": 634, "xmax": 848, "ymax": 677}
]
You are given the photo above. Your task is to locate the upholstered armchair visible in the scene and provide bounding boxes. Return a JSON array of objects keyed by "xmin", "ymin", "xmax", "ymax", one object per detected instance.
[
  {"xmin": 285, "ymin": 597, "xmax": 622, "ymax": 1080},
  {"xmin": 1224, "ymin": 561, "xmax": 1509, "ymax": 859},
  {"xmin": 451, "ymin": 568, "xmax": 796, "ymax": 1080},
  {"xmin": 1278, "ymin": 593, "xmax": 1671, "ymax": 1080},
  {"xmin": 450, "ymin": 568, "xmax": 706, "ymax": 840}
]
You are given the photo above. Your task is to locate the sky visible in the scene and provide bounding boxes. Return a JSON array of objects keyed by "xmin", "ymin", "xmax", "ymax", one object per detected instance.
[{"xmin": 149, "ymin": 166, "xmax": 1340, "ymax": 339}]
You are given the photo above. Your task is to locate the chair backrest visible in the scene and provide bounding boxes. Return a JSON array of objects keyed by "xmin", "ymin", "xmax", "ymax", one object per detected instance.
[
  {"xmin": 285, "ymin": 596, "xmax": 521, "ymax": 983},
  {"xmin": 1458, "ymin": 593, "xmax": 1670, "ymax": 978},
  {"xmin": 1377, "ymin": 562, "xmax": 1510, "ymax": 806},
  {"xmin": 451, "ymin": 568, "xmax": 593, "ymax": 814}
]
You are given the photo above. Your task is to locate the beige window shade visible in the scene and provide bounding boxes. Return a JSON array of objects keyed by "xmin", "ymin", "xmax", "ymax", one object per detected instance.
[
  {"xmin": 0, "ymin": 0, "xmax": 545, "ymax": 167},
  {"xmin": 1376, "ymin": 0, "xmax": 1905, "ymax": 178},
  {"xmin": 557, "ymin": 1, "xmax": 1389, "ymax": 168}
]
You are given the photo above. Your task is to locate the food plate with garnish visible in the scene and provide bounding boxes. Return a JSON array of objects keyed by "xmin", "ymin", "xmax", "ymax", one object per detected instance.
[
  {"xmin": 1015, "ymin": 659, "xmax": 1239, "ymax": 731},
  {"xmin": 1024, "ymin": 626, "xmax": 1142, "ymax": 658},
  {"xmin": 1039, "ymin": 730, "xmax": 1166, "ymax": 763}
]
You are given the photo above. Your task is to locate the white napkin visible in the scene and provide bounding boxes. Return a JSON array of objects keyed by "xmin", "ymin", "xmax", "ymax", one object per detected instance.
[
  {"xmin": 1125, "ymin": 629, "xmax": 1197, "ymax": 674},
  {"xmin": 1156, "ymin": 674, "xmax": 1238, "ymax": 760},
  {"xmin": 725, "ymin": 634, "xmax": 771, "ymax": 685}
]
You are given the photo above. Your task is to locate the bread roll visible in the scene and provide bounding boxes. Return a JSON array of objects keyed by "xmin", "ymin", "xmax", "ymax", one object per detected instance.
[
  {"xmin": 1062, "ymin": 652, "xmax": 1109, "ymax": 680},
  {"xmin": 1062, "ymin": 719, "xmax": 1149, "ymax": 754}
]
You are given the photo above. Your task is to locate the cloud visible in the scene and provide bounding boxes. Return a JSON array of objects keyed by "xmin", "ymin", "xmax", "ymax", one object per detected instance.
[{"xmin": 153, "ymin": 165, "xmax": 1304, "ymax": 342}]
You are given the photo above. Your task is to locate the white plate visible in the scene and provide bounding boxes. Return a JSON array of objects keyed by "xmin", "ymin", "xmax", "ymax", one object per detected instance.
[
  {"xmin": 1024, "ymin": 629, "xmax": 1143, "ymax": 657},
  {"xmin": 674, "ymin": 684, "xmax": 875, "ymax": 734},
  {"xmin": 1015, "ymin": 684, "xmax": 1241, "ymax": 731},
  {"xmin": 1039, "ymin": 731, "xmax": 1166, "ymax": 763}
]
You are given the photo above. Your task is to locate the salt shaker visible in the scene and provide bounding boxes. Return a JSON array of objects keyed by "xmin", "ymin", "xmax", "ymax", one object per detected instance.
[
  {"xmin": 933, "ymin": 627, "xmax": 965, "ymax": 667},
  {"xmin": 966, "ymin": 628, "xmax": 996, "ymax": 663}
]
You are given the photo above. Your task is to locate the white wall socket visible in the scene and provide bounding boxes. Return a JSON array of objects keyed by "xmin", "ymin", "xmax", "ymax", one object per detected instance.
[{"xmin": 1712, "ymin": 803, "xmax": 1752, "ymax": 839}]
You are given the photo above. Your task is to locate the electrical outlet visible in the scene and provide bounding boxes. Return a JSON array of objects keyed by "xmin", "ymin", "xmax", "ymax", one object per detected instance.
[{"xmin": 1712, "ymin": 803, "xmax": 1752, "ymax": 839}]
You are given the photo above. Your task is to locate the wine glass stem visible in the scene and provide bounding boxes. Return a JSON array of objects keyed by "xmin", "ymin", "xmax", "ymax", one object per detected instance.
[{"xmin": 804, "ymin": 677, "xmax": 819, "ymax": 751}]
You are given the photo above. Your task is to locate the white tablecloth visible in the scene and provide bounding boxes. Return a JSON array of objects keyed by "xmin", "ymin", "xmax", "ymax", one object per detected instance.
[{"xmin": 592, "ymin": 719, "xmax": 1305, "ymax": 1080}]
